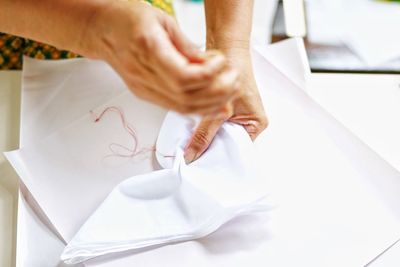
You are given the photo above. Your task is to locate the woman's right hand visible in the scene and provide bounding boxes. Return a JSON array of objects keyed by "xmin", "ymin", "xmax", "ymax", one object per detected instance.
[{"xmin": 80, "ymin": 0, "xmax": 240, "ymax": 115}]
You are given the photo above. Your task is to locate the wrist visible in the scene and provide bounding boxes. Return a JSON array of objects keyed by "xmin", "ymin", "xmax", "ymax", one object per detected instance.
[
  {"xmin": 207, "ymin": 39, "xmax": 255, "ymax": 91},
  {"xmin": 207, "ymin": 40, "xmax": 251, "ymax": 66},
  {"xmin": 206, "ymin": 35, "xmax": 250, "ymax": 52}
]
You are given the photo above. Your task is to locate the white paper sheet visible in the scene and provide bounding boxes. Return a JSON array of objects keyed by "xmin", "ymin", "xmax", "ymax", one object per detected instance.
[
  {"xmin": 14, "ymin": 56, "xmax": 128, "ymax": 267},
  {"xmin": 19, "ymin": 57, "xmax": 126, "ymax": 147},
  {"xmin": 7, "ymin": 91, "xmax": 167, "ymax": 241},
  {"xmin": 306, "ymin": 73, "xmax": 400, "ymax": 173},
  {"xmin": 5, "ymin": 39, "xmax": 400, "ymax": 267}
]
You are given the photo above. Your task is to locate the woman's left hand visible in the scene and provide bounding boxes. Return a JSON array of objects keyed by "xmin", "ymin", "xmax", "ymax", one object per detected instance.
[{"xmin": 184, "ymin": 48, "xmax": 268, "ymax": 163}]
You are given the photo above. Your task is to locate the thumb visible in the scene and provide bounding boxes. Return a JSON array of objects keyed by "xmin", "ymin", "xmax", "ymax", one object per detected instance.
[
  {"xmin": 162, "ymin": 16, "xmax": 204, "ymax": 63},
  {"xmin": 184, "ymin": 105, "xmax": 233, "ymax": 164}
]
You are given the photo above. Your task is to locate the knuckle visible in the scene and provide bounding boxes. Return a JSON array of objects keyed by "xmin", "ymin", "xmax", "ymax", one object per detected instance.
[
  {"xmin": 175, "ymin": 92, "xmax": 188, "ymax": 104},
  {"xmin": 180, "ymin": 92, "xmax": 193, "ymax": 103},
  {"xmin": 175, "ymin": 106, "xmax": 186, "ymax": 113},
  {"xmin": 221, "ymin": 104, "xmax": 234, "ymax": 117},
  {"xmin": 177, "ymin": 104, "xmax": 191, "ymax": 114},
  {"xmin": 210, "ymin": 88, "xmax": 226, "ymax": 98},
  {"xmin": 199, "ymin": 69, "xmax": 213, "ymax": 80},
  {"xmin": 170, "ymin": 83, "xmax": 184, "ymax": 93},
  {"xmin": 133, "ymin": 32, "xmax": 155, "ymax": 51},
  {"xmin": 164, "ymin": 15, "xmax": 178, "ymax": 28},
  {"xmin": 259, "ymin": 115, "xmax": 269, "ymax": 131},
  {"xmin": 175, "ymin": 71, "xmax": 191, "ymax": 86},
  {"xmin": 191, "ymin": 130, "xmax": 210, "ymax": 150}
]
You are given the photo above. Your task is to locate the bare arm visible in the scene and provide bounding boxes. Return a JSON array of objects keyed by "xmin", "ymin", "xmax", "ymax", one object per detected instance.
[
  {"xmin": 0, "ymin": 0, "xmax": 239, "ymax": 116},
  {"xmin": 185, "ymin": 0, "xmax": 268, "ymax": 163},
  {"xmin": 0, "ymin": 0, "xmax": 105, "ymax": 56},
  {"xmin": 204, "ymin": 0, "xmax": 253, "ymax": 53}
]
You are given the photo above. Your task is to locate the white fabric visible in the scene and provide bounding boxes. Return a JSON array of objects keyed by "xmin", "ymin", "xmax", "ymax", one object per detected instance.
[{"xmin": 61, "ymin": 112, "xmax": 269, "ymax": 264}]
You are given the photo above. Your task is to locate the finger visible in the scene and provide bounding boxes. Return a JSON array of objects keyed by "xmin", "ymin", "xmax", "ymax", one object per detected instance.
[
  {"xmin": 137, "ymin": 57, "xmax": 209, "ymax": 98},
  {"xmin": 152, "ymin": 39, "xmax": 227, "ymax": 90},
  {"xmin": 184, "ymin": 106, "xmax": 233, "ymax": 164},
  {"xmin": 184, "ymin": 66, "xmax": 241, "ymax": 105},
  {"xmin": 127, "ymin": 80, "xmax": 178, "ymax": 111},
  {"xmin": 123, "ymin": 61, "xmax": 238, "ymax": 111},
  {"xmin": 131, "ymin": 55, "xmax": 239, "ymax": 110},
  {"xmin": 161, "ymin": 15, "xmax": 204, "ymax": 63},
  {"xmin": 229, "ymin": 113, "xmax": 269, "ymax": 140},
  {"xmin": 127, "ymin": 76, "xmax": 232, "ymax": 115},
  {"xmin": 165, "ymin": 64, "xmax": 240, "ymax": 111},
  {"xmin": 180, "ymin": 55, "xmax": 225, "ymax": 90},
  {"xmin": 178, "ymin": 54, "xmax": 228, "ymax": 92},
  {"xmin": 193, "ymin": 102, "xmax": 232, "ymax": 116},
  {"xmin": 150, "ymin": 29, "xmax": 190, "ymax": 73},
  {"xmin": 180, "ymin": 51, "xmax": 231, "ymax": 90},
  {"xmin": 126, "ymin": 61, "xmax": 238, "ymax": 116}
]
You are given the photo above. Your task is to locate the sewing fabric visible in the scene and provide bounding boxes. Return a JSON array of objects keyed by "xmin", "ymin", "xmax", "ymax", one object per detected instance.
[{"xmin": 60, "ymin": 111, "xmax": 270, "ymax": 264}]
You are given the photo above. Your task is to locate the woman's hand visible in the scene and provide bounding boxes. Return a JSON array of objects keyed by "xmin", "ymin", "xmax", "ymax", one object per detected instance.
[
  {"xmin": 184, "ymin": 48, "xmax": 268, "ymax": 163},
  {"xmin": 183, "ymin": 0, "xmax": 268, "ymax": 163},
  {"xmin": 82, "ymin": 1, "xmax": 240, "ymax": 115},
  {"xmin": 0, "ymin": 0, "xmax": 239, "ymax": 114}
]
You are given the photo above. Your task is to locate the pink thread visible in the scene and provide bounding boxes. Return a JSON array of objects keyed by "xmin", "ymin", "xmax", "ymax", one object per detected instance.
[
  {"xmin": 90, "ymin": 106, "xmax": 175, "ymax": 159},
  {"xmin": 90, "ymin": 106, "xmax": 150, "ymax": 158}
]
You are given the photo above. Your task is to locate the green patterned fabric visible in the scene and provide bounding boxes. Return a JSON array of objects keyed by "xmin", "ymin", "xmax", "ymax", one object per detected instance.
[
  {"xmin": 146, "ymin": 0, "xmax": 174, "ymax": 14},
  {"xmin": 0, "ymin": 0, "xmax": 174, "ymax": 70}
]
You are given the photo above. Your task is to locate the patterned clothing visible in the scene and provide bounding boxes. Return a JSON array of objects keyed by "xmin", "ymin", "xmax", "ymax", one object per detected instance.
[{"xmin": 0, "ymin": 0, "xmax": 174, "ymax": 70}]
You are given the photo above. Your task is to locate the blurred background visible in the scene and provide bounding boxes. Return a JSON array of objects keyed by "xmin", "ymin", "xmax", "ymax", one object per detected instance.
[{"xmin": 272, "ymin": 0, "xmax": 400, "ymax": 73}]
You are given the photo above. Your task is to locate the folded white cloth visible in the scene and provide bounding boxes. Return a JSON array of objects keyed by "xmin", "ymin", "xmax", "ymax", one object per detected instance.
[{"xmin": 61, "ymin": 112, "xmax": 270, "ymax": 264}]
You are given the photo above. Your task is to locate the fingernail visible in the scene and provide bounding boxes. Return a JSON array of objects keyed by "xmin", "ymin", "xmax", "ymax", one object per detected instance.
[{"xmin": 184, "ymin": 148, "xmax": 198, "ymax": 164}]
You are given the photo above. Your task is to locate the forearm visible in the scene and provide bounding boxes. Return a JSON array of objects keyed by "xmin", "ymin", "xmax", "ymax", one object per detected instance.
[
  {"xmin": 0, "ymin": 0, "xmax": 108, "ymax": 55},
  {"xmin": 188, "ymin": 1, "xmax": 267, "ymax": 162},
  {"xmin": 204, "ymin": 0, "xmax": 254, "ymax": 52}
]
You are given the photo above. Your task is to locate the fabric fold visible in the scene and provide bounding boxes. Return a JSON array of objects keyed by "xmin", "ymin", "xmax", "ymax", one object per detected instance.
[{"xmin": 61, "ymin": 112, "xmax": 270, "ymax": 264}]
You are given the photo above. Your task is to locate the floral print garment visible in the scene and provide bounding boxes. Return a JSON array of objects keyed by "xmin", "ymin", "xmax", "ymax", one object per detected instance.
[{"xmin": 0, "ymin": 0, "xmax": 174, "ymax": 70}]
